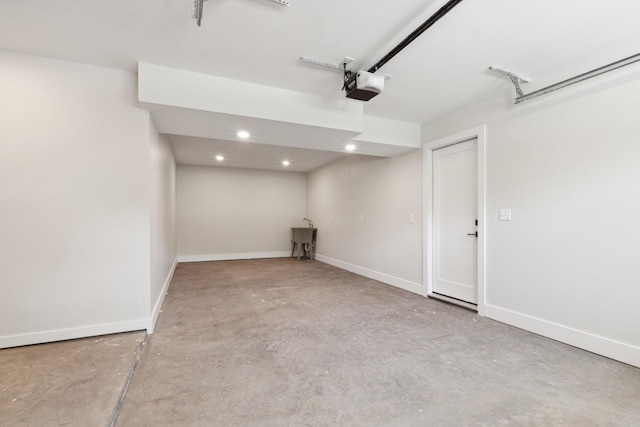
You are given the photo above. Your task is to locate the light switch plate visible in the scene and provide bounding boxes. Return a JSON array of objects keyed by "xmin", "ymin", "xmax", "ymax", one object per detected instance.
[{"xmin": 499, "ymin": 209, "xmax": 512, "ymax": 221}]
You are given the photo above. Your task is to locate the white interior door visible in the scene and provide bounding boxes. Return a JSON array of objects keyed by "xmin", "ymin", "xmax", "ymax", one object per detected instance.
[{"xmin": 432, "ymin": 138, "xmax": 478, "ymax": 304}]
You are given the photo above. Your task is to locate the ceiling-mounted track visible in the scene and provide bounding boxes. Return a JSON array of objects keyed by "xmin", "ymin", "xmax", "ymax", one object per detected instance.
[
  {"xmin": 492, "ymin": 52, "xmax": 640, "ymax": 104},
  {"xmin": 367, "ymin": 0, "xmax": 464, "ymax": 74}
]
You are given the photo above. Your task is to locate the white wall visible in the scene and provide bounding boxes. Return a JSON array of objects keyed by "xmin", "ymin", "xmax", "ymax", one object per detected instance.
[
  {"xmin": 307, "ymin": 151, "xmax": 423, "ymax": 293},
  {"xmin": 422, "ymin": 69, "xmax": 640, "ymax": 367},
  {"xmin": 0, "ymin": 51, "xmax": 152, "ymax": 347},
  {"xmin": 176, "ymin": 165, "xmax": 306, "ymax": 261},
  {"xmin": 149, "ymin": 122, "xmax": 177, "ymax": 332}
]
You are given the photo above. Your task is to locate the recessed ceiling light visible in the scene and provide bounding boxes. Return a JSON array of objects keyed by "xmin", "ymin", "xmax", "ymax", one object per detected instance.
[
  {"xmin": 345, "ymin": 144, "xmax": 356, "ymax": 151},
  {"xmin": 215, "ymin": 155, "xmax": 224, "ymax": 161},
  {"xmin": 237, "ymin": 130, "xmax": 250, "ymax": 139},
  {"xmin": 282, "ymin": 160, "xmax": 290, "ymax": 167}
]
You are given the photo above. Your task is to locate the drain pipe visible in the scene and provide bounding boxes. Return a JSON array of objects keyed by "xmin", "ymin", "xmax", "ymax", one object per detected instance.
[{"xmin": 367, "ymin": 0, "xmax": 464, "ymax": 74}]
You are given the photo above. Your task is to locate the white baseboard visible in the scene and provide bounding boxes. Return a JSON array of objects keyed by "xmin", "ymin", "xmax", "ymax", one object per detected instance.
[
  {"xmin": 147, "ymin": 258, "xmax": 177, "ymax": 334},
  {"xmin": 484, "ymin": 303, "xmax": 640, "ymax": 368},
  {"xmin": 0, "ymin": 319, "xmax": 148, "ymax": 350},
  {"xmin": 315, "ymin": 254, "xmax": 423, "ymax": 296},
  {"xmin": 177, "ymin": 251, "xmax": 290, "ymax": 263}
]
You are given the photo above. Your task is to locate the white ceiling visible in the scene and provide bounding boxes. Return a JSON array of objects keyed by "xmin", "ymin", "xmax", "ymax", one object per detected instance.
[
  {"xmin": 169, "ymin": 134, "xmax": 344, "ymax": 172},
  {"xmin": 2, "ymin": 0, "xmax": 639, "ymax": 170}
]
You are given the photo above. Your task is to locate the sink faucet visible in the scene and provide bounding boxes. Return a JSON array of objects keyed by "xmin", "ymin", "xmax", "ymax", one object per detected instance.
[{"xmin": 302, "ymin": 217, "xmax": 314, "ymax": 228}]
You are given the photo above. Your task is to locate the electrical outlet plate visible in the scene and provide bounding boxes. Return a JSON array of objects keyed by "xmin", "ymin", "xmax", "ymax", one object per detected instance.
[{"xmin": 499, "ymin": 209, "xmax": 512, "ymax": 221}]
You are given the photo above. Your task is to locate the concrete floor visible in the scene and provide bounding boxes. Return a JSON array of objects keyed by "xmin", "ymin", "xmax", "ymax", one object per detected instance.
[
  {"xmin": 0, "ymin": 331, "xmax": 145, "ymax": 426},
  {"xmin": 2, "ymin": 259, "xmax": 640, "ymax": 426}
]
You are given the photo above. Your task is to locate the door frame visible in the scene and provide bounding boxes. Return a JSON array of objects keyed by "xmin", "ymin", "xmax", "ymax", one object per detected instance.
[{"xmin": 423, "ymin": 125, "xmax": 487, "ymax": 315}]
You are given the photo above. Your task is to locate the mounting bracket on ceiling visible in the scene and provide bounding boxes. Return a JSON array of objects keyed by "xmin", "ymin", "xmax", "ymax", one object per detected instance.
[
  {"xmin": 192, "ymin": 0, "xmax": 206, "ymax": 26},
  {"xmin": 490, "ymin": 52, "xmax": 640, "ymax": 104},
  {"xmin": 488, "ymin": 66, "xmax": 530, "ymax": 98},
  {"xmin": 192, "ymin": 0, "xmax": 289, "ymax": 27}
]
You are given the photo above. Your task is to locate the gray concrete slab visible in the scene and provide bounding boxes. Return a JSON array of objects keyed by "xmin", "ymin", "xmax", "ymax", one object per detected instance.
[
  {"xmin": 116, "ymin": 259, "xmax": 640, "ymax": 426},
  {"xmin": 0, "ymin": 331, "xmax": 145, "ymax": 426}
]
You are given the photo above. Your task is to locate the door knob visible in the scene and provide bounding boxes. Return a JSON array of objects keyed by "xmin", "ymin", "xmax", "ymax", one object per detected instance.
[{"xmin": 467, "ymin": 231, "xmax": 478, "ymax": 237}]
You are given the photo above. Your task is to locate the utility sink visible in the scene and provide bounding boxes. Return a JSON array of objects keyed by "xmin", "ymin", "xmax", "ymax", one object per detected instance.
[{"xmin": 291, "ymin": 227, "xmax": 317, "ymax": 260}]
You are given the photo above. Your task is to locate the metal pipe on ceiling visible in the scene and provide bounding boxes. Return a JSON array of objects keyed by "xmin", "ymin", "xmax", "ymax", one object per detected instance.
[
  {"xmin": 515, "ymin": 52, "xmax": 640, "ymax": 103},
  {"xmin": 367, "ymin": 0, "xmax": 464, "ymax": 74}
]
